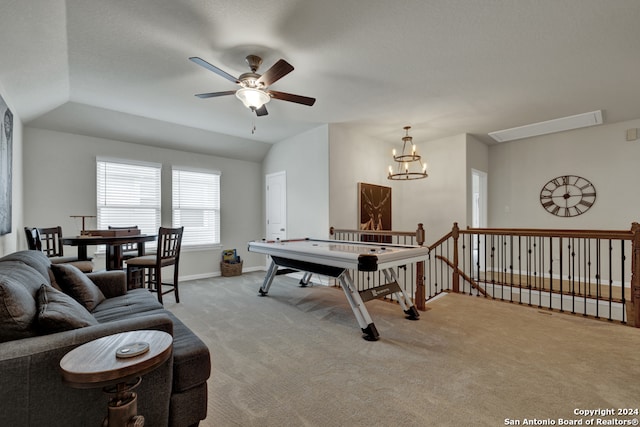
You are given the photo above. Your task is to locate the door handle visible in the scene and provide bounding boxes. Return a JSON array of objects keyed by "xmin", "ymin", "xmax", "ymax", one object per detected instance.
[{"xmin": 280, "ymin": 228, "xmax": 285, "ymax": 231}]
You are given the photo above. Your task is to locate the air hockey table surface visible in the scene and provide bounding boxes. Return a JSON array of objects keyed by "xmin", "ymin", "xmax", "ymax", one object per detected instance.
[{"xmin": 247, "ymin": 238, "xmax": 429, "ymax": 272}]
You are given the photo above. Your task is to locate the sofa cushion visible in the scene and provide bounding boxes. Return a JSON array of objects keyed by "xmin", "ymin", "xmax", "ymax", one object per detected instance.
[
  {"xmin": 36, "ymin": 284, "xmax": 98, "ymax": 333},
  {"xmin": 91, "ymin": 289, "xmax": 164, "ymax": 322},
  {"xmin": 51, "ymin": 263, "xmax": 106, "ymax": 311},
  {"xmin": 0, "ymin": 274, "xmax": 39, "ymax": 343},
  {"xmin": 0, "ymin": 260, "xmax": 50, "ymax": 298},
  {"xmin": 0, "ymin": 250, "xmax": 52, "ymax": 287}
]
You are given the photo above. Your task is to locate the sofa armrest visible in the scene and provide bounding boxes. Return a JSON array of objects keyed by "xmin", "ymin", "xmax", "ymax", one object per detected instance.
[
  {"xmin": 0, "ymin": 312, "xmax": 174, "ymax": 361},
  {"xmin": 87, "ymin": 270, "xmax": 127, "ymax": 298},
  {"xmin": 0, "ymin": 313, "xmax": 175, "ymax": 427}
]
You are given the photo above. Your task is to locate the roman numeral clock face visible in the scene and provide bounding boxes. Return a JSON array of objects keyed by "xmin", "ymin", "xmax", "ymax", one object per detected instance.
[{"xmin": 539, "ymin": 175, "xmax": 596, "ymax": 217}]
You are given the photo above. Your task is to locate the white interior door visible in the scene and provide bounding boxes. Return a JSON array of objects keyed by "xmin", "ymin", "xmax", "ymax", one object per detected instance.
[
  {"xmin": 472, "ymin": 169, "xmax": 487, "ymax": 228},
  {"xmin": 472, "ymin": 169, "xmax": 487, "ymax": 270},
  {"xmin": 266, "ymin": 171, "xmax": 287, "ymax": 241}
]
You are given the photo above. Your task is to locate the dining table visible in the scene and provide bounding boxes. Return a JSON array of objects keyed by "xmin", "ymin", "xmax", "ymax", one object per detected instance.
[{"xmin": 61, "ymin": 234, "xmax": 157, "ymax": 270}]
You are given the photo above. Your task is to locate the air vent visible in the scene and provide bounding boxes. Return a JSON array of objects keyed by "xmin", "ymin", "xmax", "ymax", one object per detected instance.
[{"xmin": 489, "ymin": 110, "xmax": 603, "ymax": 143}]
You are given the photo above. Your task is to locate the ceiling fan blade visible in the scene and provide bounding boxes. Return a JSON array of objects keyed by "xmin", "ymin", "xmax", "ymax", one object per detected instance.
[
  {"xmin": 189, "ymin": 57, "xmax": 239, "ymax": 83},
  {"xmin": 194, "ymin": 90, "xmax": 237, "ymax": 99},
  {"xmin": 268, "ymin": 90, "xmax": 316, "ymax": 106},
  {"xmin": 254, "ymin": 105, "xmax": 269, "ymax": 116},
  {"xmin": 256, "ymin": 59, "xmax": 294, "ymax": 87}
]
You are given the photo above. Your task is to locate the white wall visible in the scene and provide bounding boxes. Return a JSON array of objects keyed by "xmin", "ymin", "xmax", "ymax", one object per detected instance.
[
  {"xmin": 398, "ymin": 133, "xmax": 469, "ymax": 241},
  {"xmin": 328, "ymin": 124, "xmax": 393, "ymax": 231},
  {"xmin": 23, "ymin": 127, "xmax": 264, "ymax": 278},
  {"xmin": 262, "ymin": 125, "xmax": 329, "ymax": 238},
  {"xmin": 0, "ymin": 90, "xmax": 23, "ymax": 257},
  {"xmin": 466, "ymin": 134, "xmax": 490, "ymax": 226},
  {"xmin": 489, "ymin": 118, "xmax": 640, "ymax": 230}
]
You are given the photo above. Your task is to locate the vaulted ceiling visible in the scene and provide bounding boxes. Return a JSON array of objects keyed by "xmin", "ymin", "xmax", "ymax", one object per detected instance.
[{"xmin": 2, "ymin": 0, "xmax": 640, "ymax": 161}]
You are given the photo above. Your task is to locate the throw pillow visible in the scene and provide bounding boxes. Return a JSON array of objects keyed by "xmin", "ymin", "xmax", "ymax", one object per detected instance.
[
  {"xmin": 0, "ymin": 275, "xmax": 38, "ymax": 343},
  {"xmin": 36, "ymin": 284, "xmax": 98, "ymax": 333},
  {"xmin": 50, "ymin": 263, "xmax": 106, "ymax": 311}
]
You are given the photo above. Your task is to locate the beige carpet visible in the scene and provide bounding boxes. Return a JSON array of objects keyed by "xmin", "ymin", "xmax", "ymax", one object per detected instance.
[{"xmin": 166, "ymin": 272, "xmax": 640, "ymax": 427}]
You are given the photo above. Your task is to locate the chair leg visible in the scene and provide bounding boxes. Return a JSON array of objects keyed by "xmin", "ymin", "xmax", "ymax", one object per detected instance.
[
  {"xmin": 156, "ymin": 266, "xmax": 163, "ymax": 305},
  {"xmin": 147, "ymin": 268, "xmax": 154, "ymax": 291},
  {"xmin": 173, "ymin": 265, "xmax": 180, "ymax": 303}
]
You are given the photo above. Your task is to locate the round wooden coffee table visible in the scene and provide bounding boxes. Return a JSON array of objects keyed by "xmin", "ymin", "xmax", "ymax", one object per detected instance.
[{"xmin": 60, "ymin": 330, "xmax": 173, "ymax": 427}]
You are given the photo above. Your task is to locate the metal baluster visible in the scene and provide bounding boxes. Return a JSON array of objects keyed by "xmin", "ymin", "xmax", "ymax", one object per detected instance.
[
  {"xmin": 608, "ymin": 239, "xmax": 613, "ymax": 321},
  {"xmin": 596, "ymin": 239, "xmax": 601, "ymax": 319}
]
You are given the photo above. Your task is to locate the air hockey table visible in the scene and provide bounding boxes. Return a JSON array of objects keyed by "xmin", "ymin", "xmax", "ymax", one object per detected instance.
[{"xmin": 248, "ymin": 238, "xmax": 429, "ymax": 341}]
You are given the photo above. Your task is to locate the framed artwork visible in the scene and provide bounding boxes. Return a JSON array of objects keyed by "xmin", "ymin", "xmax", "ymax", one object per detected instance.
[
  {"xmin": 358, "ymin": 182, "xmax": 391, "ymax": 242},
  {"xmin": 0, "ymin": 94, "xmax": 12, "ymax": 236}
]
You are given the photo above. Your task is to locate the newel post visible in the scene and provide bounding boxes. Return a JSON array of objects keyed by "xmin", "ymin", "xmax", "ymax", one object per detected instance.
[
  {"xmin": 415, "ymin": 223, "xmax": 426, "ymax": 311},
  {"xmin": 452, "ymin": 222, "xmax": 460, "ymax": 293},
  {"xmin": 629, "ymin": 222, "xmax": 640, "ymax": 327}
]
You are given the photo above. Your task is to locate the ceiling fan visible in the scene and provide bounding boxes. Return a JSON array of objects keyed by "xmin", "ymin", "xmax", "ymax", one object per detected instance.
[{"xmin": 189, "ymin": 54, "xmax": 316, "ymax": 116}]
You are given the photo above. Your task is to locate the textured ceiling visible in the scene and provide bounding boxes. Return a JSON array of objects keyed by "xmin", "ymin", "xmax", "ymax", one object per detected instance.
[{"xmin": 2, "ymin": 0, "xmax": 640, "ymax": 161}]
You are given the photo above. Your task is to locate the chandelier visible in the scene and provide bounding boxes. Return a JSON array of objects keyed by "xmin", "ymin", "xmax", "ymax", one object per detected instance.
[{"xmin": 387, "ymin": 126, "xmax": 428, "ymax": 180}]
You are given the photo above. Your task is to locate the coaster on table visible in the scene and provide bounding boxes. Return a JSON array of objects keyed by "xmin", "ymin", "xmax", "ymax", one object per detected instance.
[{"xmin": 116, "ymin": 342, "xmax": 150, "ymax": 358}]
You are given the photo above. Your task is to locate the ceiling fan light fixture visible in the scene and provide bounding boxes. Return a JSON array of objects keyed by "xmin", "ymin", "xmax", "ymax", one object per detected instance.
[{"xmin": 235, "ymin": 87, "xmax": 271, "ymax": 109}]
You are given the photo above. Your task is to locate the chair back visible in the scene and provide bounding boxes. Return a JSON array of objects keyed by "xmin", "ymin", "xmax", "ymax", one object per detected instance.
[
  {"xmin": 24, "ymin": 227, "xmax": 42, "ymax": 251},
  {"xmin": 157, "ymin": 226, "xmax": 184, "ymax": 262},
  {"xmin": 37, "ymin": 226, "xmax": 65, "ymax": 257}
]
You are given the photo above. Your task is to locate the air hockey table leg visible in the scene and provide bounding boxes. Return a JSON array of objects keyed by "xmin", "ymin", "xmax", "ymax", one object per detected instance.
[
  {"xmin": 382, "ymin": 268, "xmax": 420, "ymax": 320},
  {"xmin": 299, "ymin": 272, "xmax": 312, "ymax": 287},
  {"xmin": 258, "ymin": 260, "xmax": 279, "ymax": 296},
  {"xmin": 338, "ymin": 270, "xmax": 379, "ymax": 341}
]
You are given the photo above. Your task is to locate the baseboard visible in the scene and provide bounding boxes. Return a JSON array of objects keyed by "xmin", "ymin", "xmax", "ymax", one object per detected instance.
[{"xmin": 180, "ymin": 265, "xmax": 265, "ymax": 282}]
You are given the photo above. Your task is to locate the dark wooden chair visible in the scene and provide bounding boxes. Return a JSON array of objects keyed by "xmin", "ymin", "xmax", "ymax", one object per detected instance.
[
  {"xmin": 24, "ymin": 227, "xmax": 42, "ymax": 251},
  {"xmin": 24, "ymin": 226, "xmax": 94, "ymax": 272},
  {"xmin": 125, "ymin": 226, "xmax": 183, "ymax": 304}
]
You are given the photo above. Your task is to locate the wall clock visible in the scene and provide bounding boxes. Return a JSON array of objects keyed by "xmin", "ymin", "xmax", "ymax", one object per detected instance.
[{"xmin": 539, "ymin": 175, "xmax": 596, "ymax": 217}]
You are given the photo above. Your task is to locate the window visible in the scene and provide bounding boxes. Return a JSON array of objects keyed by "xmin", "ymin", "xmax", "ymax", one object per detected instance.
[
  {"xmin": 172, "ymin": 167, "xmax": 220, "ymax": 247},
  {"xmin": 96, "ymin": 158, "xmax": 161, "ymax": 236}
]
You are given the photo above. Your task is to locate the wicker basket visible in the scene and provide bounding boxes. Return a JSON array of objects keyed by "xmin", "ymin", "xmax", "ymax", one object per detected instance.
[{"xmin": 221, "ymin": 261, "xmax": 243, "ymax": 277}]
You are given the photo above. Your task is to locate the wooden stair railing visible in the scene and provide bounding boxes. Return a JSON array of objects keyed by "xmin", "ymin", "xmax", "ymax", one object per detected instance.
[
  {"xmin": 429, "ymin": 222, "xmax": 639, "ymax": 327},
  {"xmin": 328, "ymin": 222, "xmax": 639, "ymax": 327}
]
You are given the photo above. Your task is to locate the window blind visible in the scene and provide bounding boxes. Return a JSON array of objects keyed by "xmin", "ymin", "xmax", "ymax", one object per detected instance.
[
  {"xmin": 96, "ymin": 159, "xmax": 161, "ymax": 236},
  {"xmin": 172, "ymin": 168, "xmax": 220, "ymax": 247}
]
